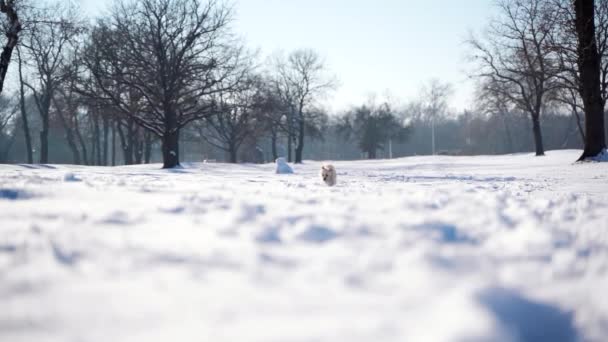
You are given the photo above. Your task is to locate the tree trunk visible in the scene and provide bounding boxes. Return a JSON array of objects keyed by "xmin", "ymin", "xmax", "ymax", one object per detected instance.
[
  {"xmin": 135, "ymin": 133, "xmax": 145, "ymax": 164},
  {"xmin": 127, "ymin": 118, "xmax": 136, "ymax": 165},
  {"xmin": 531, "ymin": 114, "xmax": 545, "ymax": 156},
  {"xmin": 271, "ymin": 129, "xmax": 278, "ymax": 160},
  {"xmin": 0, "ymin": 2, "xmax": 21, "ymax": 95},
  {"xmin": 17, "ymin": 48, "xmax": 32, "ymax": 163},
  {"xmin": 161, "ymin": 129, "xmax": 180, "ymax": 168},
  {"xmin": 502, "ymin": 114, "xmax": 514, "ymax": 154},
  {"xmin": 575, "ymin": 0, "xmax": 606, "ymax": 160},
  {"xmin": 144, "ymin": 131, "xmax": 152, "ymax": 164},
  {"xmin": 116, "ymin": 122, "xmax": 132, "ymax": 165},
  {"xmin": 572, "ymin": 105, "xmax": 586, "ymax": 145},
  {"xmin": 53, "ymin": 98, "xmax": 80, "ymax": 164},
  {"xmin": 102, "ymin": 114, "xmax": 109, "ymax": 166},
  {"xmin": 161, "ymin": 106, "xmax": 180, "ymax": 168},
  {"xmin": 228, "ymin": 142, "xmax": 238, "ymax": 163},
  {"xmin": 38, "ymin": 94, "xmax": 51, "ymax": 164},
  {"xmin": 287, "ymin": 133, "xmax": 292, "ymax": 162},
  {"xmin": 74, "ymin": 114, "xmax": 89, "ymax": 165},
  {"xmin": 89, "ymin": 115, "xmax": 97, "ymax": 165},
  {"xmin": 295, "ymin": 117, "xmax": 304, "ymax": 163},
  {"xmin": 93, "ymin": 112, "xmax": 102, "ymax": 165},
  {"xmin": 287, "ymin": 109, "xmax": 294, "ymax": 162},
  {"xmin": 111, "ymin": 119, "xmax": 116, "ymax": 166},
  {"xmin": 368, "ymin": 149, "xmax": 377, "ymax": 159},
  {"xmin": 60, "ymin": 117, "xmax": 81, "ymax": 164},
  {"xmin": 0, "ymin": 131, "xmax": 15, "ymax": 162},
  {"xmin": 431, "ymin": 118, "xmax": 436, "ymax": 155}
]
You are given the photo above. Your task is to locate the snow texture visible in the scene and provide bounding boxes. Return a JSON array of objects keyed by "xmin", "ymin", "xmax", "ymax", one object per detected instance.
[
  {"xmin": 1, "ymin": 150, "xmax": 608, "ymax": 342},
  {"xmin": 275, "ymin": 157, "xmax": 294, "ymax": 174}
]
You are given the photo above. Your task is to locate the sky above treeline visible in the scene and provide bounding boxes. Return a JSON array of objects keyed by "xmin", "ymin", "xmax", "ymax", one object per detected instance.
[{"xmin": 79, "ymin": 0, "xmax": 494, "ymax": 113}]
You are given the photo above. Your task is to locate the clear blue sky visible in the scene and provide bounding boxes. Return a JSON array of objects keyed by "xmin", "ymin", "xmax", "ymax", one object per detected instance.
[{"xmin": 79, "ymin": 0, "xmax": 494, "ymax": 112}]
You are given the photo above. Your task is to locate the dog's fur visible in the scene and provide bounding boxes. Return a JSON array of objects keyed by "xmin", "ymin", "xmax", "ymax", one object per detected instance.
[{"xmin": 320, "ymin": 164, "xmax": 337, "ymax": 186}]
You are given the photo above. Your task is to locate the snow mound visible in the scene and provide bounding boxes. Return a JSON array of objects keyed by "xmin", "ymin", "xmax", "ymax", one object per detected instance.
[
  {"xmin": 63, "ymin": 172, "xmax": 82, "ymax": 182},
  {"xmin": 275, "ymin": 157, "xmax": 294, "ymax": 174}
]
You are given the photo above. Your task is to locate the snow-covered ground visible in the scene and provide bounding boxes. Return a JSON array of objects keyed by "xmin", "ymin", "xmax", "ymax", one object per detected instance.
[{"xmin": 1, "ymin": 150, "xmax": 608, "ymax": 342}]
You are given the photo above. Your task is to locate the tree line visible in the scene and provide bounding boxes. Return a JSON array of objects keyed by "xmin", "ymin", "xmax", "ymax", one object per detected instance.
[
  {"xmin": 0, "ymin": 0, "xmax": 606, "ymax": 167},
  {"xmin": 0, "ymin": 0, "xmax": 337, "ymax": 168}
]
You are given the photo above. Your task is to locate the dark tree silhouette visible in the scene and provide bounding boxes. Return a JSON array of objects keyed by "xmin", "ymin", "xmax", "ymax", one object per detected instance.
[
  {"xmin": 83, "ymin": 0, "xmax": 243, "ymax": 168},
  {"xmin": 20, "ymin": 2, "xmax": 83, "ymax": 163},
  {"xmin": 204, "ymin": 75, "xmax": 265, "ymax": 163},
  {"xmin": 469, "ymin": 0, "xmax": 562, "ymax": 156},
  {"xmin": 574, "ymin": 0, "xmax": 606, "ymax": 159},
  {"xmin": 338, "ymin": 102, "xmax": 411, "ymax": 159},
  {"xmin": 0, "ymin": 0, "xmax": 21, "ymax": 95}
]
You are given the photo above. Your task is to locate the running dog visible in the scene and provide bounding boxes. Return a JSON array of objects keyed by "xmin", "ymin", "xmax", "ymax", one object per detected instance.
[{"xmin": 320, "ymin": 164, "xmax": 337, "ymax": 186}]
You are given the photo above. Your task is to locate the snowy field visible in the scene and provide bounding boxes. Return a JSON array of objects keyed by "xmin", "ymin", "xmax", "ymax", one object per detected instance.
[{"xmin": 1, "ymin": 150, "xmax": 608, "ymax": 342}]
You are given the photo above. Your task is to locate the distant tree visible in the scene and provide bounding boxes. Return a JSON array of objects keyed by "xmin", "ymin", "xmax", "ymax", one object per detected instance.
[
  {"xmin": 270, "ymin": 49, "xmax": 335, "ymax": 163},
  {"xmin": 83, "ymin": 0, "xmax": 243, "ymax": 168},
  {"xmin": 338, "ymin": 102, "xmax": 410, "ymax": 159},
  {"xmin": 204, "ymin": 74, "xmax": 265, "ymax": 163},
  {"xmin": 80, "ymin": 24, "xmax": 150, "ymax": 166},
  {"xmin": 573, "ymin": 0, "xmax": 607, "ymax": 159},
  {"xmin": 475, "ymin": 79, "xmax": 517, "ymax": 152},
  {"xmin": 20, "ymin": 2, "xmax": 83, "ymax": 163},
  {"xmin": 469, "ymin": 0, "xmax": 562, "ymax": 156},
  {"xmin": 258, "ymin": 78, "xmax": 289, "ymax": 161},
  {"xmin": 419, "ymin": 79, "xmax": 452, "ymax": 155},
  {"xmin": 16, "ymin": 46, "xmax": 32, "ymax": 163},
  {"xmin": 52, "ymin": 52, "xmax": 88, "ymax": 165},
  {"xmin": 0, "ymin": 95, "xmax": 16, "ymax": 161},
  {"xmin": 0, "ymin": 0, "xmax": 21, "ymax": 95}
]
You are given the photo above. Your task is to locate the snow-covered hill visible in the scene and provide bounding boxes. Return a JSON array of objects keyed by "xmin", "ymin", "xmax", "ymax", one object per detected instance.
[{"xmin": 1, "ymin": 150, "xmax": 607, "ymax": 342}]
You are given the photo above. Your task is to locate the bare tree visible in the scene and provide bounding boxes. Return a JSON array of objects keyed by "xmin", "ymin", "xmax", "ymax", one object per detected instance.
[
  {"xmin": 475, "ymin": 78, "xmax": 518, "ymax": 152},
  {"xmin": 419, "ymin": 79, "xmax": 452, "ymax": 155},
  {"xmin": 574, "ymin": 0, "xmax": 606, "ymax": 159},
  {"xmin": 551, "ymin": 0, "xmax": 608, "ymax": 146},
  {"xmin": 0, "ymin": 94, "xmax": 16, "ymax": 161},
  {"xmin": 84, "ymin": 0, "xmax": 243, "ymax": 168},
  {"xmin": 0, "ymin": 0, "xmax": 21, "ymax": 95},
  {"xmin": 552, "ymin": 0, "xmax": 607, "ymax": 157},
  {"xmin": 258, "ymin": 79, "xmax": 288, "ymax": 161},
  {"xmin": 469, "ymin": 0, "xmax": 562, "ymax": 156},
  {"xmin": 338, "ymin": 101, "xmax": 411, "ymax": 159},
  {"xmin": 53, "ymin": 52, "xmax": 88, "ymax": 165},
  {"xmin": 204, "ymin": 75, "xmax": 265, "ymax": 163},
  {"xmin": 20, "ymin": 2, "xmax": 83, "ymax": 163},
  {"xmin": 16, "ymin": 46, "xmax": 32, "ymax": 162},
  {"xmin": 271, "ymin": 49, "xmax": 335, "ymax": 163}
]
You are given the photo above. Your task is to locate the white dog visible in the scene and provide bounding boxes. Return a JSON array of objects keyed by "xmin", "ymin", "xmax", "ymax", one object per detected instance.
[{"xmin": 320, "ymin": 164, "xmax": 337, "ymax": 186}]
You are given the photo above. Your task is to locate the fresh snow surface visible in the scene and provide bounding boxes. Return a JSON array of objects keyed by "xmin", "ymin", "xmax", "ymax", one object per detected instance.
[{"xmin": 1, "ymin": 150, "xmax": 608, "ymax": 342}]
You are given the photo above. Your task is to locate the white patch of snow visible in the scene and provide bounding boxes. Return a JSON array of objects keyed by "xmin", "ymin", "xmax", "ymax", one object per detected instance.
[{"xmin": 275, "ymin": 157, "xmax": 294, "ymax": 174}]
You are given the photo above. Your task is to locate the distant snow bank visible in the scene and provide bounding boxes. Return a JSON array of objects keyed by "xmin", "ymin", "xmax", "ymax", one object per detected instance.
[{"xmin": 275, "ymin": 157, "xmax": 294, "ymax": 174}]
